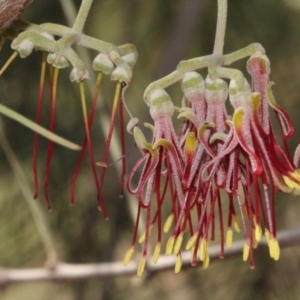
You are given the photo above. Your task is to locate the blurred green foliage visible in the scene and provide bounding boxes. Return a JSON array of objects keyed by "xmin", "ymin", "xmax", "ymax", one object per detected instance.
[{"xmin": 1, "ymin": 0, "xmax": 300, "ymax": 299}]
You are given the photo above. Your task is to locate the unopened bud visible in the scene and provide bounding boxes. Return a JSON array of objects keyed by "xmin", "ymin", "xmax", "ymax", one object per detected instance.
[
  {"xmin": 149, "ymin": 89, "xmax": 174, "ymax": 120},
  {"xmin": 121, "ymin": 51, "xmax": 138, "ymax": 68},
  {"xmin": 182, "ymin": 72, "xmax": 205, "ymax": 101},
  {"xmin": 229, "ymin": 79, "xmax": 251, "ymax": 109},
  {"xmin": 93, "ymin": 53, "xmax": 114, "ymax": 74},
  {"xmin": 11, "ymin": 38, "xmax": 34, "ymax": 58},
  {"xmin": 205, "ymin": 76, "xmax": 228, "ymax": 104},
  {"xmin": 47, "ymin": 53, "xmax": 69, "ymax": 69},
  {"xmin": 70, "ymin": 67, "xmax": 90, "ymax": 82},
  {"xmin": 111, "ymin": 65, "xmax": 132, "ymax": 84}
]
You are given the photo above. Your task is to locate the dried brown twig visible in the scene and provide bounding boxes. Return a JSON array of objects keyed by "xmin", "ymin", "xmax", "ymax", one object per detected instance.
[
  {"xmin": 0, "ymin": 226, "xmax": 298, "ymax": 285},
  {"xmin": 0, "ymin": 0, "xmax": 34, "ymax": 27}
]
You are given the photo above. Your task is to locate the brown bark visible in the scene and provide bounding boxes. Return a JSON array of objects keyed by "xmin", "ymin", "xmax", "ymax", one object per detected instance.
[{"xmin": 0, "ymin": 0, "xmax": 34, "ymax": 28}]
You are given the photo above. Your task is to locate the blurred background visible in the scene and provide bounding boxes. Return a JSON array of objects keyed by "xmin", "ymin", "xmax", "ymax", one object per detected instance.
[{"xmin": 1, "ymin": 0, "xmax": 300, "ymax": 299}]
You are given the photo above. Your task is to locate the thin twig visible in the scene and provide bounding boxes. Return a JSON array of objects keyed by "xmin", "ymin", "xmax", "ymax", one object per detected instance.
[{"xmin": 0, "ymin": 226, "xmax": 298, "ymax": 285}]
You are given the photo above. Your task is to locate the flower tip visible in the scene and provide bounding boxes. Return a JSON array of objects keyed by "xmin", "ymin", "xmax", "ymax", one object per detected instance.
[
  {"xmin": 226, "ymin": 228, "xmax": 233, "ymax": 248},
  {"xmin": 186, "ymin": 234, "xmax": 197, "ymax": 250},
  {"xmin": 163, "ymin": 214, "xmax": 174, "ymax": 233},
  {"xmin": 254, "ymin": 223, "xmax": 262, "ymax": 243},
  {"xmin": 175, "ymin": 255, "xmax": 183, "ymax": 274},
  {"xmin": 283, "ymin": 170, "xmax": 300, "ymax": 192},
  {"xmin": 199, "ymin": 239, "xmax": 208, "ymax": 262},
  {"xmin": 243, "ymin": 243, "xmax": 250, "ymax": 262},
  {"xmin": 137, "ymin": 257, "xmax": 146, "ymax": 277},
  {"xmin": 123, "ymin": 247, "xmax": 134, "ymax": 266},
  {"xmin": 269, "ymin": 238, "xmax": 280, "ymax": 261},
  {"xmin": 202, "ymin": 255, "xmax": 210, "ymax": 270},
  {"xmin": 152, "ymin": 244, "xmax": 161, "ymax": 264},
  {"xmin": 174, "ymin": 234, "xmax": 184, "ymax": 255},
  {"xmin": 165, "ymin": 236, "xmax": 175, "ymax": 255}
]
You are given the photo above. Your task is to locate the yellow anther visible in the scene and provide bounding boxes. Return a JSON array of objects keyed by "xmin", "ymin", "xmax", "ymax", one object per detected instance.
[
  {"xmin": 123, "ymin": 247, "xmax": 134, "ymax": 266},
  {"xmin": 137, "ymin": 257, "xmax": 146, "ymax": 277},
  {"xmin": 269, "ymin": 238, "xmax": 280, "ymax": 261},
  {"xmin": 283, "ymin": 173, "xmax": 300, "ymax": 189},
  {"xmin": 294, "ymin": 169, "xmax": 300, "ymax": 180},
  {"xmin": 152, "ymin": 244, "xmax": 161, "ymax": 264},
  {"xmin": 166, "ymin": 236, "xmax": 175, "ymax": 255},
  {"xmin": 255, "ymin": 223, "xmax": 262, "ymax": 243},
  {"xmin": 226, "ymin": 228, "xmax": 233, "ymax": 248},
  {"xmin": 283, "ymin": 176, "xmax": 297, "ymax": 188},
  {"xmin": 243, "ymin": 243, "xmax": 250, "ymax": 261},
  {"xmin": 184, "ymin": 132, "xmax": 197, "ymax": 156},
  {"xmin": 233, "ymin": 215, "xmax": 241, "ymax": 232},
  {"xmin": 203, "ymin": 254, "xmax": 210, "ymax": 270},
  {"xmin": 199, "ymin": 239, "xmax": 208, "ymax": 262},
  {"xmin": 163, "ymin": 214, "xmax": 174, "ymax": 233},
  {"xmin": 174, "ymin": 233, "xmax": 184, "ymax": 255},
  {"xmin": 186, "ymin": 234, "xmax": 197, "ymax": 250},
  {"xmin": 138, "ymin": 225, "xmax": 153, "ymax": 244},
  {"xmin": 175, "ymin": 255, "xmax": 183, "ymax": 274}
]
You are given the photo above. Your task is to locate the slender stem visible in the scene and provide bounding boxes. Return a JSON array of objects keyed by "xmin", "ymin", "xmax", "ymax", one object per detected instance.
[
  {"xmin": 213, "ymin": 0, "xmax": 228, "ymax": 55},
  {"xmin": 72, "ymin": 0, "xmax": 93, "ymax": 33}
]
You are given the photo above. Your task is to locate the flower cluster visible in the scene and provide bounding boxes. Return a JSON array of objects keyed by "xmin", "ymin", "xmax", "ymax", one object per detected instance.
[
  {"xmin": 124, "ymin": 51, "xmax": 300, "ymax": 276},
  {"xmin": 0, "ymin": 4, "xmax": 137, "ymax": 216}
]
